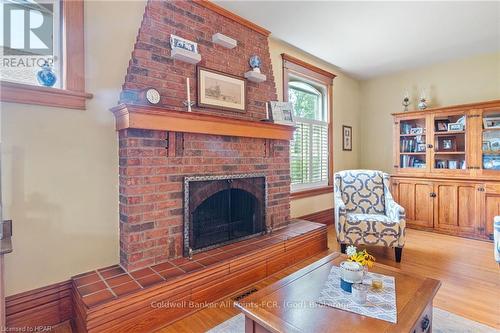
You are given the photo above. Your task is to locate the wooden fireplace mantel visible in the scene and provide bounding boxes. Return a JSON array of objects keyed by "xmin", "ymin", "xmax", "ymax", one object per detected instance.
[{"xmin": 110, "ymin": 104, "xmax": 295, "ymax": 140}]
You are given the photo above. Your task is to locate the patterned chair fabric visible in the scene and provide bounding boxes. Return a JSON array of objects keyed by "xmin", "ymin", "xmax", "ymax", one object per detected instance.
[
  {"xmin": 334, "ymin": 170, "xmax": 406, "ymax": 248},
  {"xmin": 494, "ymin": 216, "xmax": 500, "ymax": 262}
]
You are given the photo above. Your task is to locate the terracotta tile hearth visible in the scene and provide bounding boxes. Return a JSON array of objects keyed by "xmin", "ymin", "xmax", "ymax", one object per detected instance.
[
  {"xmin": 71, "ymin": 220, "xmax": 328, "ymax": 332},
  {"xmin": 72, "ymin": 220, "xmax": 322, "ymax": 308}
]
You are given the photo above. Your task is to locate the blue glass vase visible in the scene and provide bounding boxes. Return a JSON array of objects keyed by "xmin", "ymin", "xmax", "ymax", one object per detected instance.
[
  {"xmin": 249, "ymin": 55, "xmax": 261, "ymax": 71},
  {"xmin": 37, "ymin": 61, "xmax": 57, "ymax": 87}
]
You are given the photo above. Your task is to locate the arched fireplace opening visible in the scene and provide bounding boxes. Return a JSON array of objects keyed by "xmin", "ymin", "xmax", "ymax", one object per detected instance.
[
  {"xmin": 192, "ymin": 188, "xmax": 263, "ymax": 250},
  {"xmin": 184, "ymin": 174, "xmax": 266, "ymax": 256}
]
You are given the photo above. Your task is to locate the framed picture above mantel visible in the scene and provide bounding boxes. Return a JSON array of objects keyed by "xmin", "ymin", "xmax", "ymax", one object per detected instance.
[{"xmin": 197, "ymin": 66, "xmax": 246, "ymax": 112}]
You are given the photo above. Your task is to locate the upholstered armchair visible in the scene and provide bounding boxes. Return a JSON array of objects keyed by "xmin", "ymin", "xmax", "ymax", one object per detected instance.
[
  {"xmin": 494, "ymin": 216, "xmax": 499, "ymax": 262},
  {"xmin": 334, "ymin": 170, "xmax": 406, "ymax": 262}
]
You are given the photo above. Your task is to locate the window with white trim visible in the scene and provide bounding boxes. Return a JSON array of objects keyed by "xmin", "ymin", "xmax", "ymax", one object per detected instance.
[{"xmin": 289, "ymin": 79, "xmax": 329, "ymax": 191}]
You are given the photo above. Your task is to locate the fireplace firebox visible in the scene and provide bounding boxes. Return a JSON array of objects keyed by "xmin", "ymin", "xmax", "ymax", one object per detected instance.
[{"xmin": 184, "ymin": 174, "xmax": 266, "ymax": 256}]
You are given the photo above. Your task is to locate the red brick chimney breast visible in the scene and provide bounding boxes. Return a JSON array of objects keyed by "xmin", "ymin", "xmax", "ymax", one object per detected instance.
[{"xmin": 118, "ymin": 1, "xmax": 290, "ymax": 271}]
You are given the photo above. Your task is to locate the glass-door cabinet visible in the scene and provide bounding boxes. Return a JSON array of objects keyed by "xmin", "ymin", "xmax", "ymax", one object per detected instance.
[
  {"xmin": 393, "ymin": 104, "xmax": 500, "ymax": 178},
  {"xmin": 480, "ymin": 107, "xmax": 500, "ymax": 175},
  {"xmin": 430, "ymin": 111, "xmax": 468, "ymax": 174},
  {"xmin": 394, "ymin": 116, "xmax": 430, "ymax": 172}
]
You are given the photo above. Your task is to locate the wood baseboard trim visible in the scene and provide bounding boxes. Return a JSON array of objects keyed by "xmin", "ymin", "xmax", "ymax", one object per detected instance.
[
  {"xmin": 5, "ymin": 280, "xmax": 73, "ymax": 330},
  {"xmin": 298, "ymin": 208, "xmax": 334, "ymax": 225}
]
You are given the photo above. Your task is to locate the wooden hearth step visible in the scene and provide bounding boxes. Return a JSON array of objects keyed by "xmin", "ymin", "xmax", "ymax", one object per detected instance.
[{"xmin": 71, "ymin": 220, "xmax": 328, "ymax": 332}]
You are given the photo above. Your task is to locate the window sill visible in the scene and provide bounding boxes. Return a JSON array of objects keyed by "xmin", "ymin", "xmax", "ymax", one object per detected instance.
[
  {"xmin": 0, "ymin": 81, "xmax": 93, "ymax": 110},
  {"xmin": 290, "ymin": 185, "xmax": 333, "ymax": 199}
]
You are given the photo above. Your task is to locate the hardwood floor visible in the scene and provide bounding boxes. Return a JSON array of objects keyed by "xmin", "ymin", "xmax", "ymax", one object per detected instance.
[
  {"xmin": 159, "ymin": 226, "xmax": 500, "ymax": 332},
  {"xmin": 53, "ymin": 225, "xmax": 499, "ymax": 332},
  {"xmin": 365, "ymin": 227, "xmax": 500, "ymax": 330}
]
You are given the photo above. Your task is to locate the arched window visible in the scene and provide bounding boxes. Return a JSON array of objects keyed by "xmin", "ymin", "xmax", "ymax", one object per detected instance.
[{"xmin": 289, "ymin": 79, "xmax": 329, "ymax": 190}]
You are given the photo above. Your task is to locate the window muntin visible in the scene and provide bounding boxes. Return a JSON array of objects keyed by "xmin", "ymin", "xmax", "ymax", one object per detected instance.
[
  {"xmin": 289, "ymin": 79, "xmax": 329, "ymax": 191},
  {"xmin": 0, "ymin": 0, "xmax": 62, "ymax": 88}
]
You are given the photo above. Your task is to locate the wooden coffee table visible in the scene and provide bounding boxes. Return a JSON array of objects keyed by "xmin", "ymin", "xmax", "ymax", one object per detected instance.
[{"xmin": 235, "ymin": 252, "xmax": 440, "ymax": 333}]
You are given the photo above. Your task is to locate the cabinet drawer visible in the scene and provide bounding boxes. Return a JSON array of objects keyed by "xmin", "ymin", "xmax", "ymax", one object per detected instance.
[{"xmin": 485, "ymin": 183, "xmax": 500, "ymax": 194}]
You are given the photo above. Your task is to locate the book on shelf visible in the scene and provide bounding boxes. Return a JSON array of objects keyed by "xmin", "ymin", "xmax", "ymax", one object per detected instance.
[
  {"xmin": 400, "ymin": 155, "xmax": 426, "ymax": 168},
  {"xmin": 400, "ymin": 138, "xmax": 425, "ymax": 153}
]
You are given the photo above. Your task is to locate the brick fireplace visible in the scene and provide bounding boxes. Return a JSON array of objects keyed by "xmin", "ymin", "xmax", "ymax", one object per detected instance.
[
  {"xmin": 118, "ymin": 129, "xmax": 291, "ymax": 271},
  {"xmin": 115, "ymin": 0, "xmax": 292, "ymax": 271}
]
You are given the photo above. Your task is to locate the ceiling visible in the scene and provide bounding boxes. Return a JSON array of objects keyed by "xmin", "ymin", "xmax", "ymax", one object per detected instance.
[{"xmin": 215, "ymin": 1, "xmax": 500, "ymax": 79}]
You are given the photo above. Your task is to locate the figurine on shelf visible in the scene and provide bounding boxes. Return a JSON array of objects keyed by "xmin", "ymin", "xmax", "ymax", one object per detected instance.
[
  {"xmin": 245, "ymin": 55, "xmax": 266, "ymax": 83},
  {"xmin": 37, "ymin": 60, "xmax": 57, "ymax": 87},
  {"xmin": 249, "ymin": 55, "xmax": 262, "ymax": 73},
  {"xmin": 402, "ymin": 90, "xmax": 411, "ymax": 112},
  {"xmin": 418, "ymin": 90, "xmax": 428, "ymax": 110}
]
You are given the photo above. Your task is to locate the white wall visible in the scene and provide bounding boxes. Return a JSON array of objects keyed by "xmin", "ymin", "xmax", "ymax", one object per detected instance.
[{"xmin": 1, "ymin": 1, "xmax": 146, "ymax": 296}]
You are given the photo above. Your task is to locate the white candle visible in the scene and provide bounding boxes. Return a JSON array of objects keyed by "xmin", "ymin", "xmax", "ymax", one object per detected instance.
[{"xmin": 186, "ymin": 78, "xmax": 191, "ymax": 112}]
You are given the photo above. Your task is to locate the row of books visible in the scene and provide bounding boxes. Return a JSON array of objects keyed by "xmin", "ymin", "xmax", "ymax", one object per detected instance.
[
  {"xmin": 400, "ymin": 156, "xmax": 426, "ymax": 168},
  {"xmin": 400, "ymin": 139, "xmax": 424, "ymax": 153}
]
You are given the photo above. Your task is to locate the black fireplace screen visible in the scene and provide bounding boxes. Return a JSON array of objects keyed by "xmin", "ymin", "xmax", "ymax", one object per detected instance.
[{"xmin": 184, "ymin": 175, "xmax": 266, "ymax": 256}]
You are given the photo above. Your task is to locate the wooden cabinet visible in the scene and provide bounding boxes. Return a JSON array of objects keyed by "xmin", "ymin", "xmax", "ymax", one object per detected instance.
[
  {"xmin": 484, "ymin": 183, "xmax": 500, "ymax": 240},
  {"xmin": 392, "ymin": 177, "xmax": 490, "ymax": 240},
  {"xmin": 484, "ymin": 196, "xmax": 499, "ymax": 239},
  {"xmin": 433, "ymin": 182, "xmax": 478, "ymax": 235},
  {"xmin": 391, "ymin": 179, "xmax": 433, "ymax": 228},
  {"xmin": 392, "ymin": 100, "xmax": 500, "ymax": 241}
]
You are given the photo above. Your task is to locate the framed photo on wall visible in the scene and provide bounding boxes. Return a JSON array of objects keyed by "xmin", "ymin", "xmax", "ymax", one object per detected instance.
[
  {"xmin": 197, "ymin": 67, "xmax": 246, "ymax": 112},
  {"xmin": 343, "ymin": 125, "xmax": 352, "ymax": 151}
]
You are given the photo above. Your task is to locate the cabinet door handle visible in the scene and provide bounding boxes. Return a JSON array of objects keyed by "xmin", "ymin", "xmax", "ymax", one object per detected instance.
[
  {"xmin": 478, "ymin": 187, "xmax": 485, "ymax": 192},
  {"xmin": 427, "ymin": 144, "xmax": 433, "ymax": 149},
  {"xmin": 430, "ymin": 192, "xmax": 436, "ymax": 198}
]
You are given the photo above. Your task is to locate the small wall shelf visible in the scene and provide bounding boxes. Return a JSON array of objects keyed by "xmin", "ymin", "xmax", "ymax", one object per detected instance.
[
  {"xmin": 212, "ymin": 33, "xmax": 237, "ymax": 49},
  {"xmin": 244, "ymin": 70, "xmax": 266, "ymax": 83},
  {"xmin": 171, "ymin": 48, "xmax": 201, "ymax": 64}
]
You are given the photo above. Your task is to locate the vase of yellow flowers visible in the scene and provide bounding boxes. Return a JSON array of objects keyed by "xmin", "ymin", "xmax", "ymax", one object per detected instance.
[{"xmin": 346, "ymin": 245, "xmax": 375, "ymax": 277}]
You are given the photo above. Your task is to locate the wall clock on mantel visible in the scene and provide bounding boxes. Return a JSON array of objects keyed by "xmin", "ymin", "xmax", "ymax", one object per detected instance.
[
  {"xmin": 142, "ymin": 87, "xmax": 161, "ymax": 105},
  {"xmin": 132, "ymin": 87, "xmax": 161, "ymax": 106}
]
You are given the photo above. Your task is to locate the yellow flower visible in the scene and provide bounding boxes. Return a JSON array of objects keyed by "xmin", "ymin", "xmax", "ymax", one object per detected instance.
[{"xmin": 348, "ymin": 249, "xmax": 375, "ymax": 268}]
